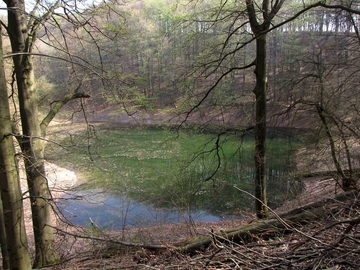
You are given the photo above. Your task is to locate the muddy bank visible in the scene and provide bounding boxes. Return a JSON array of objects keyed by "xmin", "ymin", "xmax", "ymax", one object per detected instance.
[
  {"xmin": 20, "ymin": 161, "xmax": 79, "ymax": 251},
  {"xmin": 19, "ymin": 161, "xmax": 78, "ymax": 193}
]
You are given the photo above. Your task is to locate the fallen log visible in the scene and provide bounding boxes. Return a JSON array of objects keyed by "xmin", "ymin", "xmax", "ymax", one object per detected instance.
[
  {"xmin": 54, "ymin": 191, "xmax": 358, "ymax": 255},
  {"xmin": 278, "ymin": 190, "xmax": 358, "ymax": 217},
  {"xmin": 174, "ymin": 207, "xmax": 323, "ymax": 253},
  {"xmin": 174, "ymin": 190, "xmax": 358, "ymax": 253}
]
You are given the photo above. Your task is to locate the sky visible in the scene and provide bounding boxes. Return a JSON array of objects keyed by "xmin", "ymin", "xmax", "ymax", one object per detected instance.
[{"xmin": 0, "ymin": 0, "xmax": 102, "ymax": 17}]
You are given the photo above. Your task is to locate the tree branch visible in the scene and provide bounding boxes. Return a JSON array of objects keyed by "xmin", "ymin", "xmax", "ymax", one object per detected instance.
[
  {"xmin": 40, "ymin": 88, "xmax": 90, "ymax": 137},
  {"xmin": 246, "ymin": 0, "xmax": 259, "ymax": 31},
  {"xmin": 320, "ymin": 3, "xmax": 360, "ymax": 15},
  {"xmin": 179, "ymin": 60, "xmax": 255, "ymax": 126}
]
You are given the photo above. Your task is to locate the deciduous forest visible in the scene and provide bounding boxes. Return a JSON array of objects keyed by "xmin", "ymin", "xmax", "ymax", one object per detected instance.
[{"xmin": 0, "ymin": 0, "xmax": 360, "ymax": 269}]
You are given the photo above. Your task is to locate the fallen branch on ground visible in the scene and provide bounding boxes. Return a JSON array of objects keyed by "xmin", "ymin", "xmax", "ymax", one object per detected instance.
[{"xmin": 174, "ymin": 190, "xmax": 358, "ymax": 253}]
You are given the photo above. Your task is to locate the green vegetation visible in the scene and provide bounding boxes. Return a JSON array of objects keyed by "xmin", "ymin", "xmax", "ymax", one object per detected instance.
[
  {"xmin": 1, "ymin": 0, "xmax": 360, "ymax": 267},
  {"xmin": 48, "ymin": 127, "xmax": 301, "ymax": 215}
]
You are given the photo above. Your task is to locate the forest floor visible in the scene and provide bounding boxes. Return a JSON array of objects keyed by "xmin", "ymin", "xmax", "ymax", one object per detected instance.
[
  {"xmin": 15, "ymin": 118, "xmax": 355, "ymax": 269},
  {"xmin": 14, "ymin": 118, "xmax": 358, "ymax": 269},
  {"xmin": 35, "ymin": 163, "xmax": 360, "ymax": 270}
]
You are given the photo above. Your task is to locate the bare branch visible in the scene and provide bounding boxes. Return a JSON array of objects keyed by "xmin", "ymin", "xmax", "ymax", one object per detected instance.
[
  {"xmin": 179, "ymin": 60, "xmax": 255, "ymax": 126},
  {"xmin": 40, "ymin": 85, "xmax": 90, "ymax": 137}
]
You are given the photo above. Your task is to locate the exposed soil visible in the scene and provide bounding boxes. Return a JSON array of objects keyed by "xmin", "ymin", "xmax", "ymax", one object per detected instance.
[
  {"xmin": 35, "ymin": 164, "xmax": 359, "ymax": 270},
  {"xmin": 15, "ymin": 118, "xmax": 360, "ymax": 269},
  {"xmin": 275, "ymin": 176, "xmax": 345, "ymax": 214},
  {"xmin": 19, "ymin": 161, "xmax": 79, "ymax": 256}
]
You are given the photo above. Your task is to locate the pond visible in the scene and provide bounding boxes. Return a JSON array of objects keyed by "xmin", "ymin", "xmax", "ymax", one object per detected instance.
[
  {"xmin": 49, "ymin": 125, "xmax": 301, "ymax": 229},
  {"xmin": 57, "ymin": 189, "xmax": 235, "ymax": 230}
]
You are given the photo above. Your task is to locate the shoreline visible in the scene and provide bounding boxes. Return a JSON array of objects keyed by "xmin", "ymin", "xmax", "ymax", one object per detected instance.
[
  {"xmin": 21, "ymin": 161, "xmax": 79, "ymax": 246},
  {"xmin": 45, "ymin": 161, "xmax": 79, "ymax": 191},
  {"xmin": 19, "ymin": 160, "xmax": 343, "ymax": 263},
  {"xmin": 19, "ymin": 161, "xmax": 78, "ymax": 196}
]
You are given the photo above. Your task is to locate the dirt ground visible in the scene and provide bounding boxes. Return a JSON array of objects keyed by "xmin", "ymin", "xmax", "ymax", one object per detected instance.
[
  {"xmin": 31, "ymin": 164, "xmax": 359, "ymax": 270},
  {"xmin": 14, "ymin": 120, "xmax": 360, "ymax": 269}
]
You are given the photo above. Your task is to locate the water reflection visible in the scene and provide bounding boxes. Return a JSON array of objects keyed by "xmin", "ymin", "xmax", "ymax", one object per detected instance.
[
  {"xmin": 54, "ymin": 129, "xmax": 301, "ymax": 229},
  {"xmin": 57, "ymin": 189, "xmax": 234, "ymax": 230}
]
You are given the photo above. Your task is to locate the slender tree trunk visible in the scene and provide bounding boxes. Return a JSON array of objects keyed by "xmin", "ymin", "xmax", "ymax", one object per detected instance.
[
  {"xmin": 15, "ymin": 44, "xmax": 58, "ymax": 269},
  {"xmin": 0, "ymin": 197, "xmax": 10, "ymax": 270},
  {"xmin": 246, "ymin": 0, "xmax": 269, "ymax": 219},
  {"xmin": 316, "ymin": 104, "xmax": 356, "ymax": 190},
  {"xmin": 0, "ymin": 24, "xmax": 32, "ymax": 270},
  {"xmin": 5, "ymin": 0, "xmax": 58, "ymax": 266},
  {"xmin": 246, "ymin": 0, "xmax": 284, "ymax": 218},
  {"xmin": 253, "ymin": 34, "xmax": 269, "ymax": 218}
]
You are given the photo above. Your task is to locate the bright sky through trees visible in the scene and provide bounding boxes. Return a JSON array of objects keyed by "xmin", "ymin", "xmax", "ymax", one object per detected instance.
[{"xmin": 0, "ymin": 0, "xmax": 102, "ymax": 16}]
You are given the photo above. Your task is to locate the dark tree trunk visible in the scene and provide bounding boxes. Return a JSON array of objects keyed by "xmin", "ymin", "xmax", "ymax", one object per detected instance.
[
  {"xmin": 253, "ymin": 34, "xmax": 269, "ymax": 218},
  {"xmin": 246, "ymin": 0, "xmax": 284, "ymax": 218},
  {"xmin": 0, "ymin": 24, "xmax": 32, "ymax": 270}
]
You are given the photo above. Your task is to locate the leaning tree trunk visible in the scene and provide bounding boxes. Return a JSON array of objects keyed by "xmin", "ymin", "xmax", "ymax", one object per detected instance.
[
  {"xmin": 0, "ymin": 24, "xmax": 32, "ymax": 270},
  {"xmin": 315, "ymin": 104, "xmax": 356, "ymax": 190},
  {"xmin": 6, "ymin": 1, "xmax": 58, "ymax": 266}
]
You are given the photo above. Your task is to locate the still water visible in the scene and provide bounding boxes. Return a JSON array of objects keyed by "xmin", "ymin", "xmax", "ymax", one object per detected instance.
[
  {"xmin": 57, "ymin": 189, "xmax": 234, "ymax": 230},
  {"xmin": 53, "ymin": 127, "xmax": 300, "ymax": 229}
]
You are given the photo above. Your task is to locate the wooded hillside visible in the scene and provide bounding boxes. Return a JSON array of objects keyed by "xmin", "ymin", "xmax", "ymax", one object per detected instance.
[{"xmin": 0, "ymin": 0, "xmax": 359, "ymax": 269}]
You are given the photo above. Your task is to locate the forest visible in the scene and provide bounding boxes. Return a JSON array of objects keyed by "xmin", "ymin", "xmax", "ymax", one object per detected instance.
[{"xmin": 0, "ymin": 0, "xmax": 360, "ymax": 269}]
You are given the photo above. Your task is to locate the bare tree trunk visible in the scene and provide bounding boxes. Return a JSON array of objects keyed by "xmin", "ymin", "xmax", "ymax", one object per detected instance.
[
  {"xmin": 246, "ymin": 0, "xmax": 284, "ymax": 218},
  {"xmin": 0, "ymin": 197, "xmax": 10, "ymax": 270},
  {"xmin": 316, "ymin": 104, "xmax": 356, "ymax": 190},
  {"xmin": 4, "ymin": 2, "xmax": 90, "ymax": 265},
  {"xmin": 246, "ymin": 1, "xmax": 268, "ymax": 219},
  {"xmin": 5, "ymin": 0, "xmax": 58, "ymax": 266},
  {"xmin": 0, "ymin": 24, "xmax": 32, "ymax": 270},
  {"xmin": 253, "ymin": 34, "xmax": 269, "ymax": 218},
  {"xmin": 14, "ymin": 42, "xmax": 58, "ymax": 270}
]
